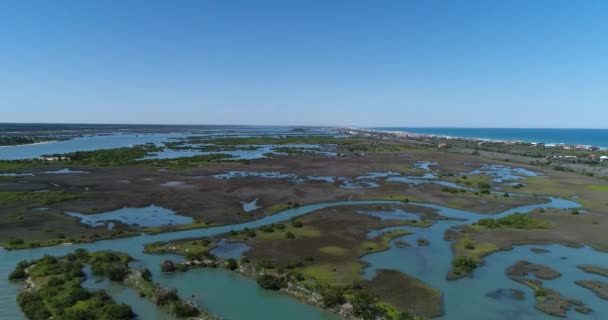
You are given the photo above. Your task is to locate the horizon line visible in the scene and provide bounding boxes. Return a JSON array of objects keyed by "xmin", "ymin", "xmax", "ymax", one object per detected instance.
[{"xmin": 1, "ymin": 122, "xmax": 608, "ymax": 130}]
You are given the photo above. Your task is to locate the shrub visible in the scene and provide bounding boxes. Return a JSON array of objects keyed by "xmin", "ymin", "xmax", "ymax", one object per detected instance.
[
  {"xmin": 106, "ymin": 265, "xmax": 129, "ymax": 281},
  {"xmin": 9, "ymin": 267, "xmax": 27, "ymax": 280},
  {"xmin": 141, "ymin": 268, "xmax": 152, "ymax": 282},
  {"xmin": 498, "ymin": 213, "xmax": 546, "ymax": 229},
  {"xmin": 17, "ymin": 291, "xmax": 51, "ymax": 319},
  {"xmin": 171, "ymin": 300, "xmax": 200, "ymax": 317},
  {"xmin": 451, "ymin": 256, "xmax": 477, "ymax": 273},
  {"xmin": 317, "ymin": 284, "xmax": 345, "ymax": 307},
  {"xmin": 47, "ymin": 276, "xmax": 64, "ymax": 286},
  {"xmin": 62, "ymin": 309, "xmax": 95, "ymax": 320},
  {"xmin": 260, "ymin": 225, "xmax": 275, "ymax": 233},
  {"xmin": 227, "ymin": 258, "xmax": 238, "ymax": 271},
  {"xmin": 160, "ymin": 260, "xmax": 175, "ymax": 273},
  {"xmin": 101, "ymin": 303, "xmax": 133, "ymax": 319},
  {"xmin": 256, "ymin": 274, "xmax": 287, "ymax": 290},
  {"xmin": 477, "ymin": 218, "xmax": 500, "ymax": 228},
  {"xmin": 285, "ymin": 231, "xmax": 296, "ymax": 239},
  {"xmin": 350, "ymin": 292, "xmax": 384, "ymax": 319},
  {"xmin": 153, "ymin": 286, "xmax": 179, "ymax": 305}
]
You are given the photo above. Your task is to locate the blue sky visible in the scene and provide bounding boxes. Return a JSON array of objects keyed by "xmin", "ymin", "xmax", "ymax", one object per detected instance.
[{"xmin": 1, "ymin": 0, "xmax": 607, "ymax": 127}]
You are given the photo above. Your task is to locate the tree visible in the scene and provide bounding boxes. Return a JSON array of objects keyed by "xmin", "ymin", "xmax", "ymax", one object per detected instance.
[
  {"xmin": 256, "ymin": 274, "xmax": 287, "ymax": 290},
  {"xmin": 107, "ymin": 265, "xmax": 129, "ymax": 281},
  {"xmin": 102, "ymin": 303, "xmax": 133, "ymax": 319},
  {"xmin": 317, "ymin": 284, "xmax": 345, "ymax": 307},
  {"xmin": 161, "ymin": 260, "xmax": 175, "ymax": 273},
  {"xmin": 227, "ymin": 258, "xmax": 238, "ymax": 271},
  {"xmin": 8, "ymin": 267, "xmax": 27, "ymax": 280},
  {"xmin": 141, "ymin": 268, "xmax": 152, "ymax": 282},
  {"xmin": 350, "ymin": 292, "xmax": 384, "ymax": 319}
]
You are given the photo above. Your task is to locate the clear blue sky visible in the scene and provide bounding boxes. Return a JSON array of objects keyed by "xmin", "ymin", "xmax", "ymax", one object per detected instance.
[{"xmin": 1, "ymin": 0, "xmax": 607, "ymax": 127}]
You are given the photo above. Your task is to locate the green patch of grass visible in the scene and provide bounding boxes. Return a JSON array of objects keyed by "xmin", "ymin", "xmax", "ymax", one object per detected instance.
[
  {"xmin": 453, "ymin": 236, "xmax": 499, "ymax": 260},
  {"xmin": 143, "ymin": 238, "xmax": 215, "ymax": 255},
  {"xmin": 318, "ymin": 246, "xmax": 347, "ymax": 256},
  {"xmin": 0, "ymin": 160, "xmax": 45, "ymax": 172},
  {"xmin": 264, "ymin": 202, "xmax": 302, "ymax": 215},
  {"xmin": 253, "ymin": 225, "xmax": 321, "ymax": 240},
  {"xmin": 361, "ymin": 230, "xmax": 412, "ymax": 253},
  {"xmin": 0, "ymin": 191, "xmax": 79, "ymax": 206},
  {"xmin": 142, "ymin": 221, "xmax": 221, "ymax": 234},
  {"xmin": 300, "ymin": 262, "xmax": 363, "ymax": 285},
  {"xmin": 475, "ymin": 213, "xmax": 549, "ymax": 230},
  {"xmin": 587, "ymin": 185, "xmax": 608, "ymax": 192}
]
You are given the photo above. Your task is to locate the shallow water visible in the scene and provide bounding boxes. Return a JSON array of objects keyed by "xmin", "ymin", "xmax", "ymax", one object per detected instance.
[
  {"xmin": 241, "ymin": 198, "xmax": 259, "ymax": 213},
  {"xmin": 463, "ymin": 164, "xmax": 542, "ymax": 183},
  {"xmin": 211, "ymin": 239, "xmax": 251, "ymax": 259},
  {"xmin": 414, "ymin": 161, "xmax": 438, "ymax": 171},
  {"xmin": 146, "ymin": 143, "xmax": 330, "ymax": 161},
  {"xmin": 41, "ymin": 168, "xmax": 90, "ymax": 174},
  {"xmin": 65, "ymin": 205, "xmax": 194, "ymax": 230}
]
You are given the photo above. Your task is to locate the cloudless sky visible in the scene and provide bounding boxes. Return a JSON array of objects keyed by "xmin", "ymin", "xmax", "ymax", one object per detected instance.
[{"xmin": 1, "ymin": 0, "xmax": 607, "ymax": 127}]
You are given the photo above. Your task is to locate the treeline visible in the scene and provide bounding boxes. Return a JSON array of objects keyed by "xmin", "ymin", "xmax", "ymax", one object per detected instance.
[{"xmin": 0, "ymin": 136, "xmax": 56, "ymax": 146}]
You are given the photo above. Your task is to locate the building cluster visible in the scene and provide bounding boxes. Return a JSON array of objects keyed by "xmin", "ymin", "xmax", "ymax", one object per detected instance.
[{"xmin": 38, "ymin": 155, "xmax": 70, "ymax": 161}]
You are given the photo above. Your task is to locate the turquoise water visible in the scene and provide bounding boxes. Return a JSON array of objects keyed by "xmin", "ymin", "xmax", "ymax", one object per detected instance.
[
  {"xmin": 374, "ymin": 127, "xmax": 608, "ymax": 148},
  {"xmin": 2, "ymin": 195, "xmax": 598, "ymax": 320}
]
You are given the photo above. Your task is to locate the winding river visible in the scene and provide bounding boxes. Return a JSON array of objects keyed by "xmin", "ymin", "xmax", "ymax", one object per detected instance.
[{"xmin": 3, "ymin": 193, "xmax": 607, "ymax": 320}]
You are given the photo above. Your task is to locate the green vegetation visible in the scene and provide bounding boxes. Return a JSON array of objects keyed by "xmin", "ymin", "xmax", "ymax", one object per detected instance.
[
  {"xmin": 9, "ymin": 250, "xmax": 209, "ymax": 320},
  {"xmin": 451, "ymin": 256, "xmax": 478, "ymax": 275},
  {"xmin": 264, "ymin": 202, "xmax": 301, "ymax": 215},
  {"xmin": 0, "ymin": 136, "xmax": 57, "ymax": 146},
  {"xmin": 588, "ymin": 185, "xmax": 608, "ymax": 192},
  {"xmin": 89, "ymin": 251, "xmax": 132, "ymax": 281},
  {"xmin": 202, "ymin": 136, "xmax": 352, "ymax": 146},
  {"xmin": 0, "ymin": 191, "xmax": 78, "ymax": 205},
  {"xmin": 62, "ymin": 144, "xmax": 236, "ymax": 167},
  {"xmin": 8, "ymin": 250, "xmax": 133, "ymax": 320},
  {"xmin": 124, "ymin": 268, "xmax": 204, "ymax": 318},
  {"xmin": 475, "ymin": 213, "xmax": 549, "ymax": 229},
  {"xmin": 318, "ymin": 246, "xmax": 347, "ymax": 256},
  {"xmin": 256, "ymin": 273, "xmax": 288, "ymax": 290},
  {"xmin": 61, "ymin": 144, "xmax": 163, "ymax": 166}
]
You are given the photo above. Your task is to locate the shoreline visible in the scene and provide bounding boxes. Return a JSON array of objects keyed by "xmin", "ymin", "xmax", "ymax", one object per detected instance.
[
  {"xmin": 0, "ymin": 140, "xmax": 57, "ymax": 148},
  {"xmin": 360, "ymin": 127, "xmax": 608, "ymax": 150}
]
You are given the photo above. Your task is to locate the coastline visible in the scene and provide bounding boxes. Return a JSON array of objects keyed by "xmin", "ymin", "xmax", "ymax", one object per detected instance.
[
  {"xmin": 365, "ymin": 127, "xmax": 608, "ymax": 149},
  {"xmin": 0, "ymin": 140, "xmax": 57, "ymax": 148},
  {"xmin": 352, "ymin": 127, "xmax": 608, "ymax": 151}
]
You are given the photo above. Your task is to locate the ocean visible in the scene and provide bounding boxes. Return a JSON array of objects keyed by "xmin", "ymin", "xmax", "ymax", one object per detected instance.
[{"xmin": 373, "ymin": 127, "xmax": 608, "ymax": 148}]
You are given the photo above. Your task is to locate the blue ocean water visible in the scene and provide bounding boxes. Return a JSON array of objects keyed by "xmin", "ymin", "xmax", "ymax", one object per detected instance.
[{"xmin": 373, "ymin": 127, "xmax": 608, "ymax": 148}]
